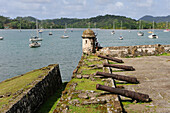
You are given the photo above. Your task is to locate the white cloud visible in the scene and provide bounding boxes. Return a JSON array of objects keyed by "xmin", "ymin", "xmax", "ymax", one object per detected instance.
[
  {"xmin": 115, "ymin": 2, "xmax": 124, "ymax": 7},
  {"xmin": 20, "ymin": 0, "xmax": 51, "ymax": 3},
  {"xmin": 136, "ymin": 0, "xmax": 153, "ymax": 7},
  {"xmin": 0, "ymin": 0, "xmax": 169, "ymax": 20}
]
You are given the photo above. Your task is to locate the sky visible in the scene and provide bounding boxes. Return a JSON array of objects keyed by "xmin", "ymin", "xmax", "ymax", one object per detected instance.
[{"xmin": 0, "ymin": 0, "xmax": 169, "ymax": 20}]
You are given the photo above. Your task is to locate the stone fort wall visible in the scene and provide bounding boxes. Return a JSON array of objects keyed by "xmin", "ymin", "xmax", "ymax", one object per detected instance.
[
  {"xmin": 5, "ymin": 64, "xmax": 62, "ymax": 113},
  {"xmin": 97, "ymin": 44, "xmax": 170, "ymax": 57}
]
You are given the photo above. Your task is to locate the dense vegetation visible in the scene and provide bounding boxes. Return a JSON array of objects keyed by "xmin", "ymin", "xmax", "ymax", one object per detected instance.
[
  {"xmin": 0, "ymin": 15, "xmax": 169, "ymax": 29},
  {"xmin": 139, "ymin": 15, "xmax": 170, "ymax": 23}
]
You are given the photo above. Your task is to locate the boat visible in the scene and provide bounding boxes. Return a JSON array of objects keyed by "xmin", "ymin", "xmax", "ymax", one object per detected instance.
[
  {"xmin": 148, "ymin": 26, "xmax": 153, "ymax": 33},
  {"xmin": 163, "ymin": 29, "xmax": 170, "ymax": 32},
  {"xmin": 49, "ymin": 32, "xmax": 52, "ymax": 35},
  {"xmin": 39, "ymin": 29, "xmax": 43, "ymax": 33},
  {"xmin": 94, "ymin": 22, "xmax": 98, "ymax": 36},
  {"xmin": 19, "ymin": 19, "xmax": 22, "ymax": 32},
  {"xmin": 148, "ymin": 31, "xmax": 153, "ymax": 33},
  {"xmin": 61, "ymin": 23, "xmax": 69, "ymax": 38},
  {"xmin": 137, "ymin": 31, "xmax": 144, "ymax": 36},
  {"xmin": 148, "ymin": 34, "xmax": 158, "ymax": 39},
  {"xmin": 111, "ymin": 31, "xmax": 115, "ymax": 34},
  {"xmin": 29, "ymin": 20, "xmax": 43, "ymax": 47},
  {"xmin": 29, "ymin": 20, "xmax": 43, "ymax": 41},
  {"xmin": 0, "ymin": 36, "xmax": 4, "ymax": 40},
  {"xmin": 49, "ymin": 26, "xmax": 53, "ymax": 35},
  {"xmin": 137, "ymin": 20, "xmax": 144, "ymax": 36},
  {"xmin": 111, "ymin": 21, "xmax": 115, "ymax": 34},
  {"xmin": 148, "ymin": 21, "xmax": 158, "ymax": 39},
  {"xmin": 163, "ymin": 21, "xmax": 169, "ymax": 32},
  {"xmin": 119, "ymin": 21, "xmax": 123, "ymax": 40},
  {"xmin": 29, "ymin": 36, "xmax": 43, "ymax": 41},
  {"xmin": 119, "ymin": 35, "xmax": 123, "ymax": 40},
  {"xmin": 29, "ymin": 42, "xmax": 41, "ymax": 48},
  {"xmin": 61, "ymin": 35, "xmax": 69, "ymax": 38}
]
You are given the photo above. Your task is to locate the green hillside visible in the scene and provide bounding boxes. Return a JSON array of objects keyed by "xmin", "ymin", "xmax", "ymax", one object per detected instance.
[{"xmin": 0, "ymin": 14, "xmax": 169, "ymax": 29}]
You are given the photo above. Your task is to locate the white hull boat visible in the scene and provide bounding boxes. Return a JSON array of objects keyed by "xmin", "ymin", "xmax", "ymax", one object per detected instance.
[
  {"xmin": 119, "ymin": 36, "xmax": 123, "ymax": 40},
  {"xmin": 49, "ymin": 32, "xmax": 52, "ymax": 35},
  {"xmin": 148, "ymin": 34, "xmax": 158, "ymax": 39},
  {"xmin": 0, "ymin": 37, "xmax": 4, "ymax": 40},
  {"xmin": 29, "ymin": 42, "xmax": 41, "ymax": 48},
  {"xmin": 29, "ymin": 36, "xmax": 43, "ymax": 41},
  {"xmin": 137, "ymin": 31, "xmax": 144, "ymax": 36},
  {"xmin": 148, "ymin": 21, "xmax": 158, "ymax": 39},
  {"xmin": 163, "ymin": 29, "xmax": 170, "ymax": 32},
  {"xmin": 61, "ymin": 35, "xmax": 69, "ymax": 38},
  {"xmin": 111, "ymin": 30, "xmax": 115, "ymax": 34}
]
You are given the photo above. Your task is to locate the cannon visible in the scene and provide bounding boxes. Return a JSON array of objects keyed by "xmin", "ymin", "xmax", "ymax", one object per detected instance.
[
  {"xmin": 96, "ymin": 84, "xmax": 150, "ymax": 102},
  {"xmin": 96, "ymin": 72, "xmax": 139, "ymax": 84},
  {"xmin": 98, "ymin": 55, "xmax": 124, "ymax": 63},
  {"xmin": 103, "ymin": 63, "xmax": 135, "ymax": 71}
]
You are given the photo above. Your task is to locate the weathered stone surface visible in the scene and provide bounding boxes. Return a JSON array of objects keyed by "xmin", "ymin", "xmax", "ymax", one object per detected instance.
[
  {"xmin": 97, "ymin": 44, "xmax": 170, "ymax": 57},
  {"xmin": 82, "ymin": 75, "xmax": 90, "ymax": 79},
  {"xmin": 78, "ymin": 93, "xmax": 89, "ymax": 99},
  {"xmin": 88, "ymin": 93, "xmax": 98, "ymax": 98},
  {"xmin": 81, "ymin": 99, "xmax": 106, "ymax": 105},
  {"xmin": 69, "ymin": 99, "xmax": 80, "ymax": 105},
  {"xmin": 76, "ymin": 75, "xmax": 82, "ymax": 79},
  {"xmin": 88, "ymin": 64, "xmax": 96, "ymax": 67}
]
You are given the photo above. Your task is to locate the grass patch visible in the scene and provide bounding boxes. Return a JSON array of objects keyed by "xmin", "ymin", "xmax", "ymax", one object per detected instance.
[
  {"xmin": 157, "ymin": 53, "xmax": 170, "ymax": 56},
  {"xmin": 85, "ymin": 60, "xmax": 103, "ymax": 66},
  {"xmin": 81, "ymin": 68, "xmax": 103, "ymax": 75},
  {"xmin": 71, "ymin": 78, "xmax": 104, "ymax": 92},
  {"xmin": 37, "ymin": 82, "xmax": 67, "ymax": 113},
  {"xmin": 85, "ymin": 55, "xmax": 100, "ymax": 59},
  {"xmin": 108, "ymin": 61, "xmax": 119, "ymax": 64},
  {"xmin": 69, "ymin": 104, "xmax": 101, "ymax": 113}
]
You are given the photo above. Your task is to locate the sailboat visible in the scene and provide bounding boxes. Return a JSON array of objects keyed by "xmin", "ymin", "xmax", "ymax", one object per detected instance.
[
  {"xmin": 49, "ymin": 26, "xmax": 53, "ymax": 35},
  {"xmin": 163, "ymin": 21, "xmax": 170, "ymax": 32},
  {"xmin": 0, "ymin": 30, "xmax": 4, "ymax": 40},
  {"xmin": 29, "ymin": 20, "xmax": 43, "ymax": 42},
  {"xmin": 111, "ymin": 21, "xmax": 115, "ymax": 34},
  {"xmin": 137, "ymin": 20, "xmax": 144, "ymax": 36},
  {"xmin": 29, "ymin": 20, "xmax": 42, "ymax": 48},
  {"xmin": 148, "ymin": 21, "xmax": 158, "ymax": 39},
  {"xmin": 94, "ymin": 22, "xmax": 98, "ymax": 36},
  {"xmin": 119, "ymin": 21, "xmax": 123, "ymax": 40},
  {"xmin": 19, "ymin": 19, "xmax": 22, "ymax": 32},
  {"xmin": 0, "ymin": 36, "xmax": 3, "ymax": 40},
  {"xmin": 148, "ymin": 26, "xmax": 153, "ymax": 33},
  {"xmin": 61, "ymin": 23, "xmax": 69, "ymax": 38}
]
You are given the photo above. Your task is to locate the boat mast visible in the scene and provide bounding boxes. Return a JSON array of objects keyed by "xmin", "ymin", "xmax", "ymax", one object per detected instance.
[
  {"xmin": 36, "ymin": 20, "xmax": 39, "ymax": 37},
  {"xmin": 153, "ymin": 21, "xmax": 154, "ymax": 33}
]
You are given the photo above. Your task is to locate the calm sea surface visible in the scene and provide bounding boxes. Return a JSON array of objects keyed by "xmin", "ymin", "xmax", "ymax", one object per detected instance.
[{"xmin": 0, "ymin": 29, "xmax": 170, "ymax": 82}]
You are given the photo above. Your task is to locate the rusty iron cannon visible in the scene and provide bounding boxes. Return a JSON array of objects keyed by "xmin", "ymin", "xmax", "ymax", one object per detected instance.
[
  {"xmin": 96, "ymin": 84, "xmax": 150, "ymax": 102},
  {"xmin": 96, "ymin": 72, "xmax": 139, "ymax": 84},
  {"xmin": 103, "ymin": 63, "xmax": 135, "ymax": 71},
  {"xmin": 98, "ymin": 55, "xmax": 124, "ymax": 63}
]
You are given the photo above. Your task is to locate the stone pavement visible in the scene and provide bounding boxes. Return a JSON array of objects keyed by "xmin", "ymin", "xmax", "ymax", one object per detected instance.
[{"xmin": 115, "ymin": 56, "xmax": 170, "ymax": 113}]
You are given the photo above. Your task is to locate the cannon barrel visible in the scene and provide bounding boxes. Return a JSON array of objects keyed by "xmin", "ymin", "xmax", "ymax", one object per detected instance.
[
  {"xmin": 103, "ymin": 63, "xmax": 135, "ymax": 71},
  {"xmin": 96, "ymin": 84, "xmax": 150, "ymax": 102},
  {"xmin": 98, "ymin": 55, "xmax": 124, "ymax": 63},
  {"xmin": 96, "ymin": 72, "xmax": 139, "ymax": 84}
]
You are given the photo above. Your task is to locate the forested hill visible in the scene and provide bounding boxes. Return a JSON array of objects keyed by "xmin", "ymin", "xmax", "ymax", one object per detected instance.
[
  {"xmin": 0, "ymin": 14, "xmax": 169, "ymax": 29},
  {"xmin": 139, "ymin": 15, "xmax": 170, "ymax": 23}
]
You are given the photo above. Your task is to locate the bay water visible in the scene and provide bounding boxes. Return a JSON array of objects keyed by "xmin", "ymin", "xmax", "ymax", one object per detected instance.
[{"xmin": 0, "ymin": 29, "xmax": 169, "ymax": 82}]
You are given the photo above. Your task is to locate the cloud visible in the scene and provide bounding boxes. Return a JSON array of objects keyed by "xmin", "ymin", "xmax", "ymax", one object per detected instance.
[
  {"xmin": 20, "ymin": 0, "xmax": 51, "ymax": 3},
  {"xmin": 0, "ymin": 0, "xmax": 169, "ymax": 20},
  {"xmin": 136, "ymin": 0, "xmax": 153, "ymax": 7},
  {"xmin": 115, "ymin": 2, "xmax": 124, "ymax": 7}
]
